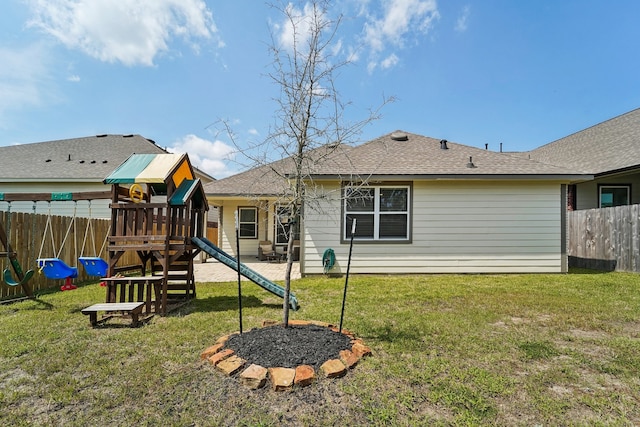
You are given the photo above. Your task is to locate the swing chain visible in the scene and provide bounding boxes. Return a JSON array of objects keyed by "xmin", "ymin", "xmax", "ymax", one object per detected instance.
[
  {"xmin": 4, "ymin": 201, "xmax": 12, "ymax": 260},
  {"xmin": 80, "ymin": 200, "xmax": 97, "ymax": 257}
]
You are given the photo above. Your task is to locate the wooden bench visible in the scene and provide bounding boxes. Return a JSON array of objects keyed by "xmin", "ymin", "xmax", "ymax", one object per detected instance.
[
  {"xmin": 81, "ymin": 302, "xmax": 145, "ymax": 327},
  {"xmin": 100, "ymin": 276, "xmax": 163, "ymax": 314}
]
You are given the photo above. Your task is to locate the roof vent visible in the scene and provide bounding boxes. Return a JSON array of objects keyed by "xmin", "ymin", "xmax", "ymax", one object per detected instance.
[
  {"xmin": 96, "ymin": 134, "xmax": 107, "ymax": 138},
  {"xmin": 123, "ymin": 134, "xmax": 134, "ymax": 138},
  {"xmin": 390, "ymin": 132, "xmax": 408, "ymax": 141},
  {"xmin": 67, "ymin": 154, "xmax": 71, "ymax": 161},
  {"xmin": 102, "ymin": 160, "xmax": 108, "ymax": 164},
  {"xmin": 466, "ymin": 156, "xmax": 476, "ymax": 168},
  {"xmin": 440, "ymin": 139, "xmax": 448, "ymax": 150},
  {"xmin": 45, "ymin": 159, "xmax": 51, "ymax": 163},
  {"xmin": 90, "ymin": 160, "xmax": 96, "ymax": 164},
  {"xmin": 79, "ymin": 160, "xmax": 85, "ymax": 164}
]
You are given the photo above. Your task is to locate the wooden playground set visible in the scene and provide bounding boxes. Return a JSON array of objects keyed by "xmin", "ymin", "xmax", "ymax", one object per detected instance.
[{"xmin": 1, "ymin": 153, "xmax": 210, "ymax": 324}]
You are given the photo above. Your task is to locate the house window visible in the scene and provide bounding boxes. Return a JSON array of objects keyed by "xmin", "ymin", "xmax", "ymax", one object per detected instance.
[
  {"xmin": 275, "ymin": 205, "xmax": 299, "ymax": 245},
  {"xmin": 599, "ymin": 185, "xmax": 630, "ymax": 208},
  {"xmin": 344, "ymin": 185, "xmax": 410, "ymax": 241},
  {"xmin": 238, "ymin": 207, "xmax": 257, "ymax": 238}
]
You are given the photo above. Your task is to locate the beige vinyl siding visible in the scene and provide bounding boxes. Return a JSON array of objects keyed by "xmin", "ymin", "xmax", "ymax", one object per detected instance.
[
  {"xmin": 302, "ymin": 180, "xmax": 565, "ymax": 274},
  {"xmin": 216, "ymin": 200, "xmax": 273, "ymax": 258}
]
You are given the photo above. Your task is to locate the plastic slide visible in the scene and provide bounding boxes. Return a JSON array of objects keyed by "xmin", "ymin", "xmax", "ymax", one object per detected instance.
[{"xmin": 191, "ymin": 236, "xmax": 299, "ymax": 310}]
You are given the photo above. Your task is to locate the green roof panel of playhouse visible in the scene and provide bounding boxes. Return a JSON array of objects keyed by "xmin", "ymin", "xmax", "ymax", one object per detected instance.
[
  {"xmin": 169, "ymin": 179, "xmax": 205, "ymax": 206},
  {"xmin": 104, "ymin": 153, "xmax": 186, "ymax": 184}
]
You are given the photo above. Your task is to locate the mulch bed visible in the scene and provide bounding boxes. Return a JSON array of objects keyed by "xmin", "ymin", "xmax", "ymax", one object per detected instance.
[
  {"xmin": 224, "ymin": 324, "xmax": 353, "ymax": 370},
  {"xmin": 202, "ymin": 321, "xmax": 372, "ymax": 390}
]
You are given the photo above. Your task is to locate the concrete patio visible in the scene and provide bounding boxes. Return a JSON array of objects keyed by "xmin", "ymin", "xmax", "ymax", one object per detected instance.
[{"xmin": 193, "ymin": 256, "xmax": 300, "ymax": 283}]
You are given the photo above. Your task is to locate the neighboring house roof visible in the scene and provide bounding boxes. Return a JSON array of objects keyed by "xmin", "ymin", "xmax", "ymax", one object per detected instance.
[
  {"xmin": 0, "ymin": 134, "xmax": 215, "ymax": 183},
  {"xmin": 205, "ymin": 131, "xmax": 589, "ymax": 197},
  {"xmin": 526, "ymin": 108, "xmax": 640, "ymax": 176}
]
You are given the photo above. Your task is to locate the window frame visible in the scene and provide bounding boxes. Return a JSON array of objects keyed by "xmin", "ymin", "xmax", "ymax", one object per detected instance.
[
  {"xmin": 274, "ymin": 204, "xmax": 300, "ymax": 246},
  {"xmin": 342, "ymin": 183, "xmax": 412, "ymax": 243},
  {"xmin": 237, "ymin": 206, "xmax": 258, "ymax": 239},
  {"xmin": 598, "ymin": 184, "xmax": 631, "ymax": 208}
]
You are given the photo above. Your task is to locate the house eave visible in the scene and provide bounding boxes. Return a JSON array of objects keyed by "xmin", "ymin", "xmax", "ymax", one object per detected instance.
[
  {"xmin": 593, "ymin": 165, "xmax": 640, "ymax": 179},
  {"xmin": 205, "ymin": 193, "xmax": 286, "ymax": 200},
  {"xmin": 306, "ymin": 174, "xmax": 594, "ymax": 183}
]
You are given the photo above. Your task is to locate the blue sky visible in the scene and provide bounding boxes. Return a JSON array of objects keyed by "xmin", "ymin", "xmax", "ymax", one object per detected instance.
[{"xmin": 1, "ymin": 0, "xmax": 639, "ymax": 178}]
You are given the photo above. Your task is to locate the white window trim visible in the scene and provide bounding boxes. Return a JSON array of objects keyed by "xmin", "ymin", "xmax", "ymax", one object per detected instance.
[
  {"xmin": 238, "ymin": 207, "xmax": 258, "ymax": 239},
  {"xmin": 343, "ymin": 185, "xmax": 411, "ymax": 241}
]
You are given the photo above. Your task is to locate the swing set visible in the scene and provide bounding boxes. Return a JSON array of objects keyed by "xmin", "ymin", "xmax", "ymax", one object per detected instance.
[
  {"xmin": 0, "ymin": 191, "xmax": 111, "ymax": 296},
  {"xmin": 36, "ymin": 200, "xmax": 81, "ymax": 290},
  {"xmin": 0, "ymin": 202, "xmax": 35, "ymax": 298},
  {"xmin": 78, "ymin": 201, "xmax": 109, "ymax": 277},
  {"xmin": 37, "ymin": 200, "xmax": 113, "ymax": 290}
]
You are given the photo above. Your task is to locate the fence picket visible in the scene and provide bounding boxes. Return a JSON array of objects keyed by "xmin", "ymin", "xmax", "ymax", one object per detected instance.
[{"xmin": 568, "ymin": 204, "xmax": 640, "ymax": 272}]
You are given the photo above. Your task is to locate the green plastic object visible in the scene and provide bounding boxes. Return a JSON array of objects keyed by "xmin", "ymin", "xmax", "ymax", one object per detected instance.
[
  {"xmin": 51, "ymin": 192, "xmax": 73, "ymax": 201},
  {"xmin": 3, "ymin": 268, "xmax": 35, "ymax": 287},
  {"xmin": 322, "ymin": 248, "xmax": 336, "ymax": 273}
]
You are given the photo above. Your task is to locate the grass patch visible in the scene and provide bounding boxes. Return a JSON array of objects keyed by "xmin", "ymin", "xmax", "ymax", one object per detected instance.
[{"xmin": 1, "ymin": 270, "xmax": 640, "ymax": 425}]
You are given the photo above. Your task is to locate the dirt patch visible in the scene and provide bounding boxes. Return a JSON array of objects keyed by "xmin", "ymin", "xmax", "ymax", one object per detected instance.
[{"xmin": 569, "ymin": 328, "xmax": 610, "ymax": 340}]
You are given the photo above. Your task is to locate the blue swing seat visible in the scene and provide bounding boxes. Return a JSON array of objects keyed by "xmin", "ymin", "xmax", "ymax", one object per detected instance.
[
  {"xmin": 78, "ymin": 257, "xmax": 109, "ymax": 277},
  {"xmin": 36, "ymin": 258, "xmax": 78, "ymax": 279}
]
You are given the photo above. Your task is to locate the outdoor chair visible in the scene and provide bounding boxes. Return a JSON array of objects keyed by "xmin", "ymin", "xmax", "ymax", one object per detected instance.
[{"xmin": 258, "ymin": 240, "xmax": 274, "ymax": 261}]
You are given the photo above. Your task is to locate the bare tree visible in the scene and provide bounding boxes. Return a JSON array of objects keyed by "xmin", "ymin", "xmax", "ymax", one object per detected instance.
[
  {"xmin": 221, "ymin": 0, "xmax": 392, "ymax": 326},
  {"xmin": 265, "ymin": 0, "xmax": 394, "ymax": 326}
]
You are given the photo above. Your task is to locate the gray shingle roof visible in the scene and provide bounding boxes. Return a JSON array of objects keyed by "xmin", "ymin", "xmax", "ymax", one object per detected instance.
[
  {"xmin": 307, "ymin": 131, "xmax": 583, "ymax": 177},
  {"xmin": 0, "ymin": 134, "xmax": 168, "ymax": 182},
  {"xmin": 205, "ymin": 143, "xmax": 355, "ymax": 197},
  {"xmin": 526, "ymin": 108, "xmax": 640, "ymax": 175},
  {"xmin": 205, "ymin": 131, "xmax": 587, "ymax": 197}
]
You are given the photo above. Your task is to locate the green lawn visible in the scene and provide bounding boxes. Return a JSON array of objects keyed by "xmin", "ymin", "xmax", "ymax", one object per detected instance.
[{"xmin": 1, "ymin": 270, "xmax": 639, "ymax": 426}]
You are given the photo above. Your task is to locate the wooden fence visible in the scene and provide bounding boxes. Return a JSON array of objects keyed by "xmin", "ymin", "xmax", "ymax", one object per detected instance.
[
  {"xmin": 0, "ymin": 210, "xmax": 114, "ymax": 299},
  {"xmin": 567, "ymin": 204, "xmax": 640, "ymax": 272},
  {"xmin": 1, "ymin": 210, "xmax": 218, "ymax": 300}
]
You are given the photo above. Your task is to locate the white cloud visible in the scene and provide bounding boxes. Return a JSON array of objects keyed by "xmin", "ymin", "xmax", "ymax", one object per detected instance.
[
  {"xmin": 276, "ymin": 2, "xmax": 326, "ymax": 53},
  {"xmin": 167, "ymin": 134, "xmax": 236, "ymax": 178},
  {"xmin": 455, "ymin": 5, "xmax": 470, "ymax": 33},
  {"xmin": 272, "ymin": 1, "xmax": 437, "ymax": 72},
  {"xmin": 25, "ymin": 0, "xmax": 221, "ymax": 66},
  {"xmin": 0, "ymin": 43, "xmax": 54, "ymax": 127},
  {"xmin": 248, "ymin": 128, "xmax": 259, "ymax": 136},
  {"xmin": 67, "ymin": 74, "xmax": 80, "ymax": 82},
  {"xmin": 362, "ymin": 0, "xmax": 439, "ymax": 71},
  {"xmin": 380, "ymin": 53, "xmax": 399, "ymax": 69}
]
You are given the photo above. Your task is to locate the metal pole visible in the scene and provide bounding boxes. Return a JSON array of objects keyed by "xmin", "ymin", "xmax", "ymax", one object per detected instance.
[
  {"xmin": 235, "ymin": 211, "xmax": 243, "ymax": 335},
  {"xmin": 339, "ymin": 218, "xmax": 356, "ymax": 333}
]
